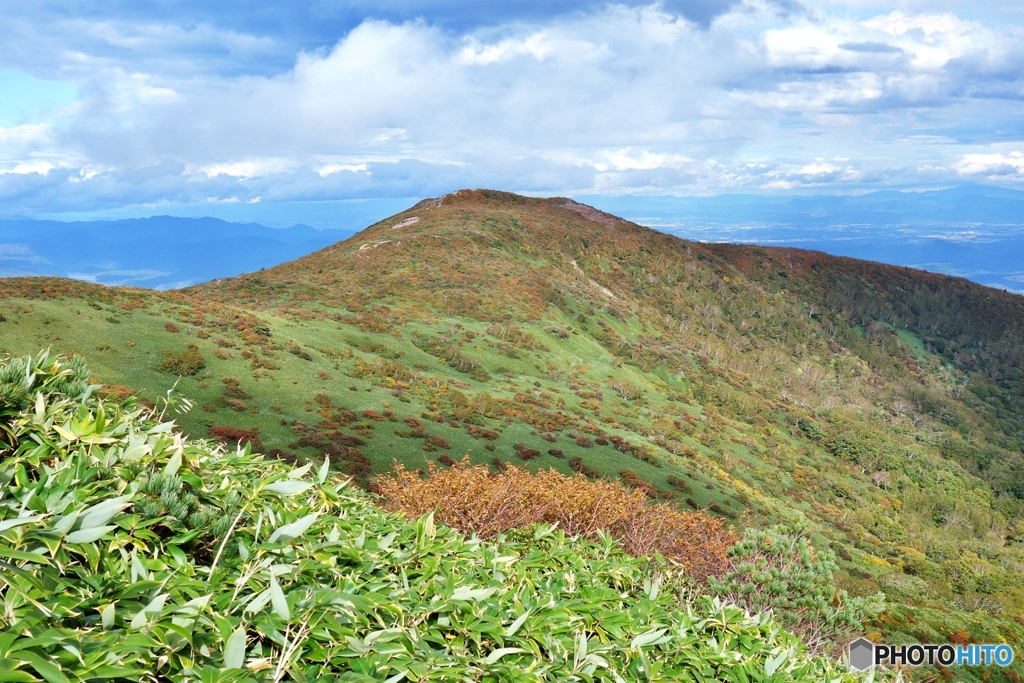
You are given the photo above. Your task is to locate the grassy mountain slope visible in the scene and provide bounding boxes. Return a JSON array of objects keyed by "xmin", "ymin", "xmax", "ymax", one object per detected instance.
[
  {"xmin": 0, "ymin": 352, "xmax": 852, "ymax": 682},
  {"xmin": 1, "ymin": 189, "xmax": 1023, "ymax": 678}
]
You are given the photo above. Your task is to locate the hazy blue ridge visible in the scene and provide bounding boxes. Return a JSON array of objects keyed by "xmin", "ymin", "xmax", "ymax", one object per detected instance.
[
  {"xmin": 581, "ymin": 186, "xmax": 1024, "ymax": 294},
  {"xmin": 2, "ymin": 186, "xmax": 1023, "ymax": 293},
  {"xmin": 0, "ymin": 216, "xmax": 353, "ymax": 289}
]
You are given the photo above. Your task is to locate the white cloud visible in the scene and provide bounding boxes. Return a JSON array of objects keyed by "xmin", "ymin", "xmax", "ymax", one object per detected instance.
[
  {"xmin": 193, "ymin": 158, "xmax": 299, "ymax": 179},
  {"xmin": 66, "ymin": 268, "xmax": 171, "ymax": 286},
  {"xmin": 0, "ymin": 123, "xmax": 52, "ymax": 150},
  {"xmin": 597, "ymin": 149, "xmax": 694, "ymax": 172},
  {"xmin": 862, "ymin": 11, "xmax": 972, "ymax": 38},
  {"xmin": 753, "ymin": 159, "xmax": 865, "ymax": 190},
  {"xmin": 956, "ymin": 151, "xmax": 1024, "ymax": 179},
  {"xmin": 2, "ymin": 2, "xmax": 1024, "ymax": 214},
  {"xmin": 458, "ymin": 32, "xmax": 557, "ymax": 65},
  {"xmin": 316, "ymin": 162, "xmax": 370, "ymax": 177},
  {"xmin": 0, "ymin": 160, "xmax": 57, "ymax": 175},
  {"xmin": 0, "ymin": 244, "xmax": 45, "ymax": 263},
  {"xmin": 859, "ymin": 11, "xmax": 985, "ymax": 70}
]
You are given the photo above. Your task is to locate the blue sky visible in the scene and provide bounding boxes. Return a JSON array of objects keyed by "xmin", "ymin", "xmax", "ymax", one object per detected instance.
[{"xmin": 2, "ymin": 0, "xmax": 1023, "ymax": 225}]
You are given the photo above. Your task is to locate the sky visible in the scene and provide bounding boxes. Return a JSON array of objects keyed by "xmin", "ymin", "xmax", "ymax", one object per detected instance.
[{"xmin": 1, "ymin": 0, "xmax": 1023, "ymax": 226}]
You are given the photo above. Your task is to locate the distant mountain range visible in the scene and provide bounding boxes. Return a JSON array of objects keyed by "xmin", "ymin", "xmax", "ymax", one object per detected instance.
[
  {"xmin": 585, "ymin": 185, "xmax": 1024, "ymax": 226},
  {"xmin": 583, "ymin": 185, "xmax": 1024, "ymax": 294},
  {"xmin": 2, "ymin": 185, "xmax": 1023, "ymax": 293},
  {"xmin": 0, "ymin": 216, "xmax": 349, "ymax": 289}
]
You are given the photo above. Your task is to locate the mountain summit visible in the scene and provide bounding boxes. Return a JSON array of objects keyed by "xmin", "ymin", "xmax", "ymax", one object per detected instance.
[{"xmin": 194, "ymin": 189, "xmax": 667, "ymax": 318}]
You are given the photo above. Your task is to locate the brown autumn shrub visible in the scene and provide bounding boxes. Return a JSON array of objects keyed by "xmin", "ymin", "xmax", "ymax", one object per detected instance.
[
  {"xmin": 378, "ymin": 458, "xmax": 736, "ymax": 580},
  {"xmin": 96, "ymin": 384, "xmax": 136, "ymax": 402},
  {"xmin": 208, "ymin": 425, "xmax": 263, "ymax": 451},
  {"xmin": 948, "ymin": 630, "xmax": 970, "ymax": 646}
]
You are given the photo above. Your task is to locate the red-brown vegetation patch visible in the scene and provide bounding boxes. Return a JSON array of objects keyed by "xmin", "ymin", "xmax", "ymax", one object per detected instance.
[
  {"xmin": 378, "ymin": 458, "xmax": 736, "ymax": 580},
  {"xmin": 209, "ymin": 425, "xmax": 263, "ymax": 451}
]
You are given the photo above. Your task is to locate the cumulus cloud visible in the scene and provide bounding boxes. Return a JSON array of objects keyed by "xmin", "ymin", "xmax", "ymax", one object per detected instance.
[
  {"xmin": 957, "ymin": 151, "xmax": 1024, "ymax": 179},
  {"xmin": 1, "ymin": 1, "xmax": 1023, "ymax": 216}
]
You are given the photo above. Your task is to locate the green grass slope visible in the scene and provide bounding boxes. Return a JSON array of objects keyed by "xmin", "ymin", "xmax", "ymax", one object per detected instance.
[
  {"xmin": 1, "ymin": 190, "xmax": 1023, "ymax": 680},
  {"xmin": 0, "ymin": 353, "xmax": 854, "ymax": 682}
]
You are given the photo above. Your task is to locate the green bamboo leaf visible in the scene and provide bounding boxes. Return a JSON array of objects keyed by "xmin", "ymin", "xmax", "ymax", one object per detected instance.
[
  {"xmin": 0, "ymin": 547, "xmax": 49, "ymax": 565},
  {"xmin": 451, "ymin": 585, "xmax": 497, "ymax": 602},
  {"xmin": 0, "ymin": 514, "xmax": 45, "ymax": 534},
  {"xmin": 52, "ymin": 511, "xmax": 77, "ymax": 535},
  {"xmin": 631, "ymin": 627, "xmax": 670, "ymax": 649},
  {"xmin": 268, "ymin": 513, "xmax": 319, "ymax": 543},
  {"xmin": 14, "ymin": 630, "xmax": 69, "ymax": 652},
  {"xmin": 223, "ymin": 627, "xmax": 247, "ymax": 669},
  {"xmin": 504, "ymin": 611, "xmax": 531, "ymax": 638},
  {"xmin": 415, "ymin": 512, "xmax": 435, "ymax": 549},
  {"xmin": 0, "ymin": 669, "xmax": 39, "ymax": 682},
  {"xmin": 174, "ymin": 594, "xmax": 212, "ymax": 616},
  {"xmin": 287, "ymin": 463, "xmax": 312, "ymax": 479},
  {"xmin": 163, "ymin": 447, "xmax": 182, "ymax": 477},
  {"xmin": 376, "ymin": 531, "xmax": 397, "ymax": 550},
  {"xmin": 269, "ymin": 574, "xmax": 290, "ymax": 620},
  {"xmin": 575, "ymin": 631, "xmax": 587, "ymax": 663},
  {"xmin": 50, "ymin": 424, "xmax": 76, "ymax": 442},
  {"xmin": 318, "ymin": 457, "xmax": 330, "ymax": 484},
  {"xmin": 244, "ymin": 588, "xmax": 272, "ymax": 616},
  {"xmin": 264, "ymin": 480, "xmax": 313, "ymax": 496},
  {"xmin": 166, "ymin": 544, "xmax": 189, "ymax": 566},
  {"xmin": 484, "ymin": 648, "xmax": 524, "ymax": 665},
  {"xmin": 100, "ymin": 603, "xmax": 115, "ymax": 630},
  {"xmin": 15, "ymin": 652, "xmax": 68, "ymax": 683},
  {"xmin": 66, "ymin": 525, "xmax": 115, "ymax": 544},
  {"xmin": 343, "ymin": 636, "xmax": 368, "ymax": 656},
  {"xmin": 113, "ymin": 634, "xmax": 161, "ymax": 650},
  {"xmin": 765, "ymin": 648, "xmax": 788, "ymax": 677},
  {"xmin": 118, "ymin": 436, "xmax": 148, "ymax": 461},
  {"xmin": 117, "ymin": 580, "xmax": 163, "ymax": 600},
  {"xmin": 83, "ymin": 666, "xmax": 140, "ymax": 679},
  {"xmin": 130, "ymin": 593, "xmax": 167, "ymax": 629},
  {"xmin": 76, "ymin": 495, "xmax": 132, "ymax": 530},
  {"xmin": 131, "ymin": 550, "xmax": 150, "ymax": 583},
  {"xmin": 0, "ymin": 631, "xmax": 18, "ymax": 659}
]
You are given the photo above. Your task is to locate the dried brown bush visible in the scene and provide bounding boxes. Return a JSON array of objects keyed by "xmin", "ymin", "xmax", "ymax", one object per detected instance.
[
  {"xmin": 208, "ymin": 425, "xmax": 263, "ymax": 451},
  {"xmin": 378, "ymin": 458, "xmax": 736, "ymax": 580}
]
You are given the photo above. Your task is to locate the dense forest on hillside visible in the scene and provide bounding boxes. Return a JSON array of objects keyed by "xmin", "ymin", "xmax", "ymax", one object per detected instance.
[{"xmin": 1, "ymin": 190, "xmax": 1023, "ymax": 680}]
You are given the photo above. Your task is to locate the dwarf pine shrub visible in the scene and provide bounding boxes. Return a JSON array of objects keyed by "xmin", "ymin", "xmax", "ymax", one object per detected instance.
[
  {"xmin": 708, "ymin": 522, "xmax": 885, "ymax": 657},
  {"xmin": 879, "ymin": 572, "xmax": 931, "ymax": 602},
  {"xmin": 157, "ymin": 345, "xmax": 206, "ymax": 375},
  {"xmin": 0, "ymin": 350, "xmax": 91, "ymax": 410}
]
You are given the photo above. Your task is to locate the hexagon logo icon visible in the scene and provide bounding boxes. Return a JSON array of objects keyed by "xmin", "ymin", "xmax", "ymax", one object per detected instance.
[{"xmin": 849, "ymin": 637, "xmax": 874, "ymax": 671}]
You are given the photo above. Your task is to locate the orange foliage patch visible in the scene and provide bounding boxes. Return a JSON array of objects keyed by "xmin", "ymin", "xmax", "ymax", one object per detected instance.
[{"xmin": 377, "ymin": 458, "xmax": 736, "ymax": 580}]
